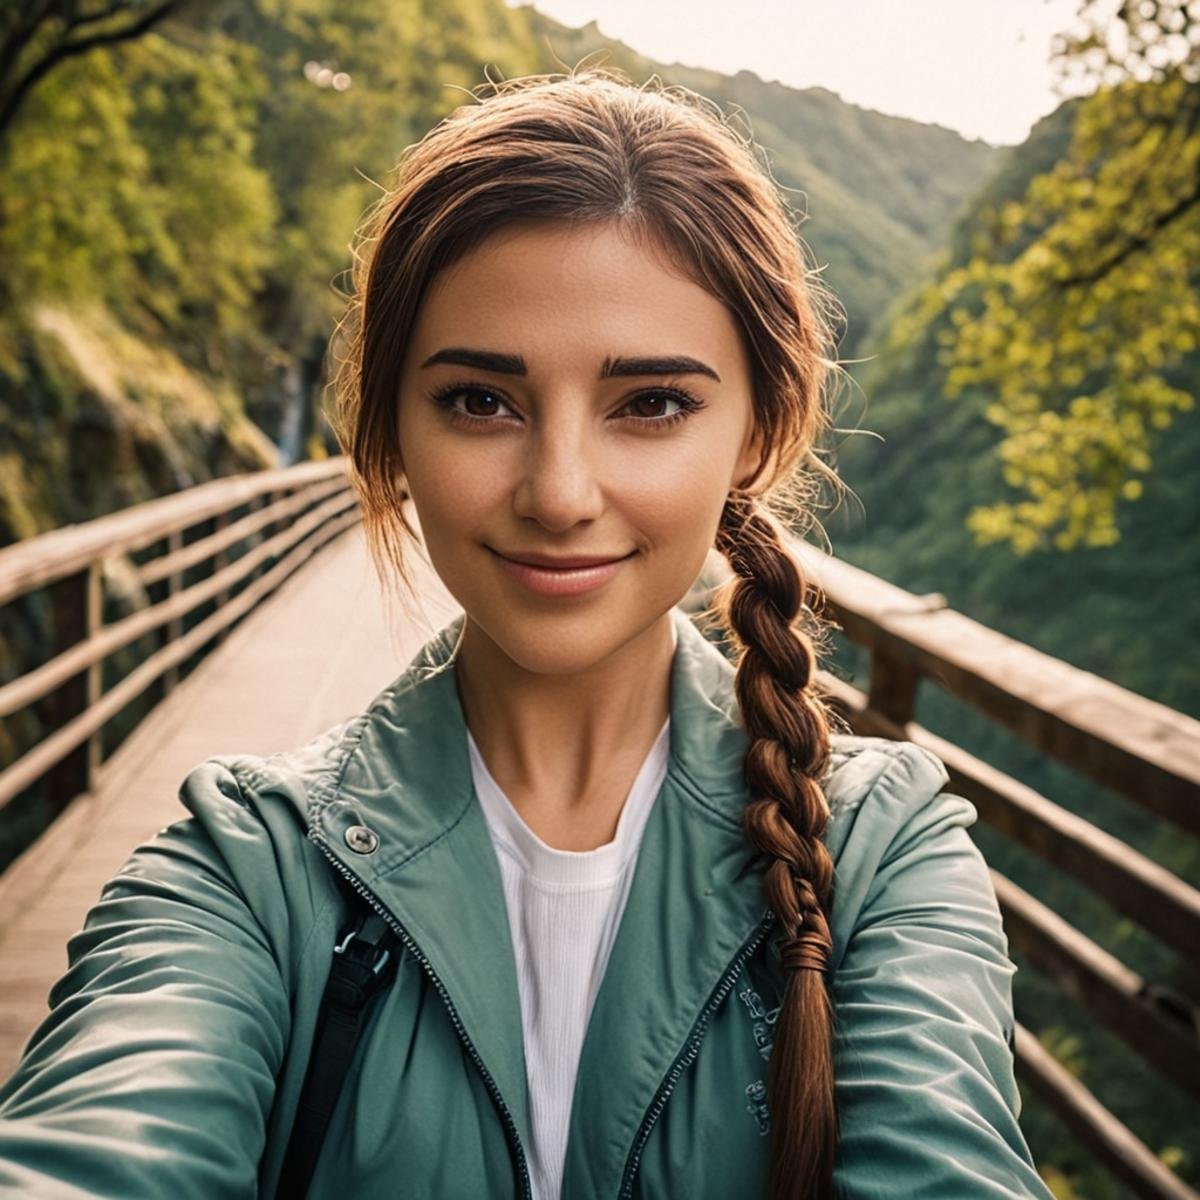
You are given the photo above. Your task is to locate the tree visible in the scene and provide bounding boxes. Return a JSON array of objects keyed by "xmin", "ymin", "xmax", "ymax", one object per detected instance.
[
  {"xmin": 886, "ymin": 0, "xmax": 1199, "ymax": 553},
  {"xmin": 0, "ymin": 1, "xmax": 188, "ymax": 145}
]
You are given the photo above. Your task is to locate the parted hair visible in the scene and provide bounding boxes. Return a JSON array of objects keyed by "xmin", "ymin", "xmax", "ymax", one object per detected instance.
[{"xmin": 328, "ymin": 60, "xmax": 851, "ymax": 1200}]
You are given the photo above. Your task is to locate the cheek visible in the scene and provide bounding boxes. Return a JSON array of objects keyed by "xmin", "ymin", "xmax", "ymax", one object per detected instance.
[
  {"xmin": 608, "ymin": 446, "xmax": 732, "ymax": 592},
  {"xmin": 615, "ymin": 438, "xmax": 734, "ymax": 537},
  {"xmin": 398, "ymin": 417, "xmax": 506, "ymax": 538}
]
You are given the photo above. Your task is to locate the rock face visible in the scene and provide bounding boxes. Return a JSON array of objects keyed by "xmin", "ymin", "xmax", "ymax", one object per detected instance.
[
  {"xmin": 0, "ymin": 301, "xmax": 286, "ymax": 859},
  {"xmin": 0, "ymin": 302, "xmax": 280, "ymax": 548}
]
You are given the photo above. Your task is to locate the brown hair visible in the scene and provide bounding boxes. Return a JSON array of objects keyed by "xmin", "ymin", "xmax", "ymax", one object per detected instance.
[{"xmin": 328, "ymin": 61, "xmax": 850, "ymax": 1199}]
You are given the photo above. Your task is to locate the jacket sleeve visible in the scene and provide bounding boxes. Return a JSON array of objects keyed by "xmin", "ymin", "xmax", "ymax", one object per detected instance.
[
  {"xmin": 828, "ymin": 748, "xmax": 1054, "ymax": 1199},
  {"xmin": 0, "ymin": 760, "xmax": 292, "ymax": 1200}
]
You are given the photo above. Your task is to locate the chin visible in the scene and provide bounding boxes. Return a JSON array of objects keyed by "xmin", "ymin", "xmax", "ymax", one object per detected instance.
[
  {"xmin": 496, "ymin": 615, "xmax": 621, "ymax": 675},
  {"xmin": 461, "ymin": 600, "xmax": 661, "ymax": 678}
]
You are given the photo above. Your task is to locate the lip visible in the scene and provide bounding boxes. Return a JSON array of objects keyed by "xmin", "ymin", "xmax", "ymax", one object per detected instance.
[
  {"xmin": 495, "ymin": 549, "xmax": 633, "ymax": 569},
  {"xmin": 488, "ymin": 546, "xmax": 636, "ymax": 597}
]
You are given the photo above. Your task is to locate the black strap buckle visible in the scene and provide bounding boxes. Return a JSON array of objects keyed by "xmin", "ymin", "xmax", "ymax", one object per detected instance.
[
  {"xmin": 325, "ymin": 912, "xmax": 399, "ymax": 1010},
  {"xmin": 334, "ymin": 921, "xmax": 394, "ymax": 976}
]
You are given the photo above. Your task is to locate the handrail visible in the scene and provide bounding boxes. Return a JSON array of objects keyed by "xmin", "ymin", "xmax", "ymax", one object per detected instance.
[
  {"xmin": 786, "ymin": 542, "xmax": 1200, "ymax": 834},
  {"xmin": 817, "ymin": 674, "xmax": 1200, "ymax": 976},
  {"xmin": 0, "ymin": 485, "xmax": 356, "ymax": 724},
  {"xmin": 688, "ymin": 540, "xmax": 1200, "ymax": 1200},
  {"xmin": 0, "ymin": 456, "xmax": 361, "ymax": 829},
  {"xmin": 0, "ymin": 459, "xmax": 347, "ymax": 605},
  {"xmin": 1014, "ymin": 1025, "xmax": 1200, "ymax": 1200},
  {"xmin": 993, "ymin": 871, "xmax": 1200, "ymax": 1100}
]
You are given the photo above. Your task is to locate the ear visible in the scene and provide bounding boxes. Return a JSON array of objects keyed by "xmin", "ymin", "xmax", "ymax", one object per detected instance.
[{"xmin": 732, "ymin": 418, "xmax": 768, "ymax": 494}]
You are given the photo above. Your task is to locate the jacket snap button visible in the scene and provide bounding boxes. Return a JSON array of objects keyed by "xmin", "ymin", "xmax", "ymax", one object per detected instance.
[{"xmin": 344, "ymin": 824, "xmax": 380, "ymax": 855}]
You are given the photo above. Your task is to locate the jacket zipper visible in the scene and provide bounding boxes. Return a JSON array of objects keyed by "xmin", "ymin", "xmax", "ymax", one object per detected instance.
[
  {"xmin": 307, "ymin": 829, "xmax": 534, "ymax": 1200},
  {"xmin": 617, "ymin": 907, "xmax": 779, "ymax": 1200}
]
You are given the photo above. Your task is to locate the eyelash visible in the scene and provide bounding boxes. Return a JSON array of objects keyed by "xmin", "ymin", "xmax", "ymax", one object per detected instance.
[{"xmin": 426, "ymin": 380, "xmax": 707, "ymax": 431}]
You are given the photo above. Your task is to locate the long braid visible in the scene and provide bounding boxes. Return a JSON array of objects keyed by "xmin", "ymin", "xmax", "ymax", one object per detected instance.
[{"xmin": 713, "ymin": 488, "xmax": 839, "ymax": 1200}]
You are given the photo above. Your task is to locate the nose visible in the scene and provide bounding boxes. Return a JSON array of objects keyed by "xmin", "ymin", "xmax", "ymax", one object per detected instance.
[{"xmin": 510, "ymin": 411, "xmax": 605, "ymax": 532}]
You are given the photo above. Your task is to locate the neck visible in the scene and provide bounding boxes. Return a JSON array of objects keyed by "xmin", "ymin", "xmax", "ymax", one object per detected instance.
[{"xmin": 452, "ymin": 613, "xmax": 675, "ymax": 849}]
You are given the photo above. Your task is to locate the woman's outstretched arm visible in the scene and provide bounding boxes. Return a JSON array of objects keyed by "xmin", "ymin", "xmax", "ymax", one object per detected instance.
[
  {"xmin": 829, "ymin": 759, "xmax": 1055, "ymax": 1200},
  {"xmin": 0, "ymin": 762, "xmax": 291, "ymax": 1200}
]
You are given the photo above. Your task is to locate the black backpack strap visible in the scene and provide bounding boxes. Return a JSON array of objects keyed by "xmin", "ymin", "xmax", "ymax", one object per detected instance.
[{"xmin": 276, "ymin": 879, "xmax": 401, "ymax": 1198}]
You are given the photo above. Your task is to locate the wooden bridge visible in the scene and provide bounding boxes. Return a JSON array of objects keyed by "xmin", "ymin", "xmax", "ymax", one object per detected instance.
[{"xmin": 0, "ymin": 457, "xmax": 1197, "ymax": 1199}]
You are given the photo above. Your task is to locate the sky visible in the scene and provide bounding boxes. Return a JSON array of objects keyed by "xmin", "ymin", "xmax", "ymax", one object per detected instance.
[{"xmin": 506, "ymin": 0, "xmax": 1091, "ymax": 147}]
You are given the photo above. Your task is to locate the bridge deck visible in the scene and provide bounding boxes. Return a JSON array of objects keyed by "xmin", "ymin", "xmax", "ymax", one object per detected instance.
[{"xmin": 0, "ymin": 520, "xmax": 460, "ymax": 1078}]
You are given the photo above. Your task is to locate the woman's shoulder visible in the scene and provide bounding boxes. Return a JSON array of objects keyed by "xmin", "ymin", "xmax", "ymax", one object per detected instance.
[
  {"xmin": 820, "ymin": 733, "xmax": 984, "ymax": 961},
  {"xmin": 176, "ymin": 714, "xmax": 363, "ymax": 826},
  {"xmin": 821, "ymin": 732, "xmax": 960, "ymax": 850}
]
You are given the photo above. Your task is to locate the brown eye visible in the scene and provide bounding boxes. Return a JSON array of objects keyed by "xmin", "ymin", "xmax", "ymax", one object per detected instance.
[
  {"xmin": 629, "ymin": 393, "xmax": 675, "ymax": 419},
  {"xmin": 619, "ymin": 388, "xmax": 705, "ymax": 428},
  {"xmin": 429, "ymin": 383, "xmax": 517, "ymax": 426},
  {"xmin": 460, "ymin": 390, "xmax": 503, "ymax": 417}
]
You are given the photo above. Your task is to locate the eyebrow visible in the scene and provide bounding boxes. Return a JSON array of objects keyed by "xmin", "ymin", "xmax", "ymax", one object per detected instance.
[{"xmin": 419, "ymin": 347, "xmax": 721, "ymax": 383}]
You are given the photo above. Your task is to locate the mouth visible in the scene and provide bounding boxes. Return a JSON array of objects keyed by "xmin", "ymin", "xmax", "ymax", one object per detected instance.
[
  {"xmin": 488, "ymin": 547, "xmax": 637, "ymax": 570},
  {"xmin": 486, "ymin": 546, "xmax": 637, "ymax": 597}
]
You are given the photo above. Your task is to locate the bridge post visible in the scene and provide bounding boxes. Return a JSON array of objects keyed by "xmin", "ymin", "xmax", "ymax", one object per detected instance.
[
  {"xmin": 213, "ymin": 511, "xmax": 231, "ymax": 646},
  {"xmin": 270, "ymin": 487, "xmax": 287, "ymax": 552},
  {"xmin": 866, "ymin": 642, "xmax": 919, "ymax": 728},
  {"xmin": 249, "ymin": 493, "xmax": 267, "ymax": 583},
  {"xmin": 46, "ymin": 561, "xmax": 102, "ymax": 814},
  {"xmin": 162, "ymin": 529, "xmax": 183, "ymax": 694}
]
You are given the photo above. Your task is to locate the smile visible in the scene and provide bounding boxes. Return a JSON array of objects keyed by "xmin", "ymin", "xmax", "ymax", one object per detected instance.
[{"xmin": 488, "ymin": 547, "xmax": 636, "ymax": 598}]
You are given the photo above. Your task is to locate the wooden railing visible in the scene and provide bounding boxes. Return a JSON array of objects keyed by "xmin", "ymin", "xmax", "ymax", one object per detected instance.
[
  {"xmin": 689, "ymin": 542, "xmax": 1200, "ymax": 1200},
  {"xmin": 2, "ymin": 461, "xmax": 1198, "ymax": 1198},
  {"xmin": 0, "ymin": 458, "xmax": 360, "ymax": 834}
]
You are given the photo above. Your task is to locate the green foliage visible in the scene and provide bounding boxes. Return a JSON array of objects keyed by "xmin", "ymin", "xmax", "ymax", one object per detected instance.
[
  {"xmin": 205, "ymin": 0, "xmax": 544, "ymax": 345},
  {"xmin": 0, "ymin": 29, "xmax": 277, "ymax": 350},
  {"xmin": 0, "ymin": 50, "xmax": 156, "ymax": 306},
  {"xmin": 121, "ymin": 34, "xmax": 278, "ymax": 335},
  {"xmin": 882, "ymin": 69, "xmax": 1199, "ymax": 553},
  {"xmin": 0, "ymin": 0, "xmax": 547, "ymax": 347},
  {"xmin": 829, "ymin": 37, "xmax": 1200, "ymax": 1192}
]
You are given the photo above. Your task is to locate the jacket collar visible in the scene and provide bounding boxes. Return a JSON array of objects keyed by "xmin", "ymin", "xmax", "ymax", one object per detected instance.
[{"xmin": 305, "ymin": 607, "xmax": 831, "ymax": 1194}]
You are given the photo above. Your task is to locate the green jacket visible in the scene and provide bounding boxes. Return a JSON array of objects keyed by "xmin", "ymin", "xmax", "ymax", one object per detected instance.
[{"xmin": 0, "ymin": 606, "xmax": 1052, "ymax": 1199}]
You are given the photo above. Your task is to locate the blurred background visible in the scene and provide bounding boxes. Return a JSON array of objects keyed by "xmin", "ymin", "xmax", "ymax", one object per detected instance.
[{"xmin": 0, "ymin": 1, "xmax": 1197, "ymax": 1196}]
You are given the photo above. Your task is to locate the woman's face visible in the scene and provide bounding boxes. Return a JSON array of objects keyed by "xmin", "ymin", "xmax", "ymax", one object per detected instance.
[{"xmin": 396, "ymin": 218, "xmax": 764, "ymax": 676}]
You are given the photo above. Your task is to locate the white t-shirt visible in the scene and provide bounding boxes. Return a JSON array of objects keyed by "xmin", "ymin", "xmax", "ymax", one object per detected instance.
[{"xmin": 466, "ymin": 712, "xmax": 672, "ymax": 1200}]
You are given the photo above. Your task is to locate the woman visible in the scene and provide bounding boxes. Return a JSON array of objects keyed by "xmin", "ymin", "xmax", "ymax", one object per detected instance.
[{"xmin": 0, "ymin": 67, "xmax": 1053, "ymax": 1199}]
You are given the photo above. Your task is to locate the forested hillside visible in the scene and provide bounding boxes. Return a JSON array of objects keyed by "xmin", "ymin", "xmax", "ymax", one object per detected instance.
[
  {"xmin": 515, "ymin": 5, "xmax": 1002, "ymax": 355},
  {"xmin": 825, "ymin": 91, "xmax": 1199, "ymax": 1199},
  {"xmin": 830, "ymin": 97, "xmax": 1198, "ymax": 722}
]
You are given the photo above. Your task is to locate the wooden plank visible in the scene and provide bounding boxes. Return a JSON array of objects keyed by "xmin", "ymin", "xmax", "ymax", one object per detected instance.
[
  {"xmin": 1014, "ymin": 1023, "xmax": 1200, "ymax": 1200},
  {"xmin": 994, "ymin": 871, "xmax": 1200, "ymax": 1102},
  {"xmin": 816, "ymin": 672, "xmax": 1200, "ymax": 964},
  {"xmin": 0, "ymin": 458, "xmax": 349, "ymax": 604}
]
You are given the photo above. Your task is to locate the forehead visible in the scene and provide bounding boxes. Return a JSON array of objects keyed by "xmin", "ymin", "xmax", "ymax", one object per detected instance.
[{"xmin": 411, "ymin": 220, "xmax": 747, "ymax": 374}]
